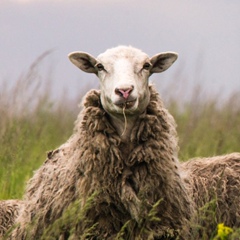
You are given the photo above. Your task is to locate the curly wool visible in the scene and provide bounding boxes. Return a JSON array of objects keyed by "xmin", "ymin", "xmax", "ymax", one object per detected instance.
[
  {"xmin": 0, "ymin": 200, "xmax": 24, "ymax": 236},
  {"xmin": 9, "ymin": 86, "xmax": 193, "ymax": 239}
]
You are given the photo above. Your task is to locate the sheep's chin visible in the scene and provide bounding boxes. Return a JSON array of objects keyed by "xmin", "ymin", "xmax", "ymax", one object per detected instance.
[
  {"xmin": 115, "ymin": 99, "xmax": 137, "ymax": 110},
  {"xmin": 103, "ymin": 100, "xmax": 141, "ymax": 117}
]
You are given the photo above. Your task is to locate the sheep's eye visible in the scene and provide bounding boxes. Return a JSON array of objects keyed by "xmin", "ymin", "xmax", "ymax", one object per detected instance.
[
  {"xmin": 96, "ymin": 63, "xmax": 104, "ymax": 71},
  {"xmin": 143, "ymin": 62, "xmax": 151, "ymax": 70}
]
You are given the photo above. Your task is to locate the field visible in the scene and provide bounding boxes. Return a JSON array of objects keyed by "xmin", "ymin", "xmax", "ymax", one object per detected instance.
[{"xmin": 0, "ymin": 58, "xmax": 239, "ymax": 238}]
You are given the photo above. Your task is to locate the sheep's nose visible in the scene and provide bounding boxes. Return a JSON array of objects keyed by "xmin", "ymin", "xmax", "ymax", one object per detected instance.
[{"xmin": 115, "ymin": 86, "xmax": 134, "ymax": 99}]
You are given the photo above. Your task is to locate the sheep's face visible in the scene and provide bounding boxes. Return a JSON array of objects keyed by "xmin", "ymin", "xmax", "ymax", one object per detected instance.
[{"xmin": 68, "ymin": 46, "xmax": 178, "ymax": 118}]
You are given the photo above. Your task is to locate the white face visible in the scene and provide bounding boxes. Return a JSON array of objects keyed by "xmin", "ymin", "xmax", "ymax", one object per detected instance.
[
  {"xmin": 96, "ymin": 50, "xmax": 151, "ymax": 117},
  {"xmin": 68, "ymin": 46, "xmax": 178, "ymax": 118}
]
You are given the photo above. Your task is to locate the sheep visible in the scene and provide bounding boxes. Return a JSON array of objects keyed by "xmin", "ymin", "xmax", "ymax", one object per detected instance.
[
  {"xmin": 7, "ymin": 46, "xmax": 193, "ymax": 239},
  {"xmin": 181, "ymin": 152, "xmax": 240, "ymax": 237},
  {"xmin": 2, "ymin": 46, "xmax": 240, "ymax": 239}
]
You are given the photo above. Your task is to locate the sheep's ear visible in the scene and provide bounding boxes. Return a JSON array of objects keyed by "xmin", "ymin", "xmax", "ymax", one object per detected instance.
[
  {"xmin": 150, "ymin": 52, "xmax": 178, "ymax": 74},
  {"xmin": 68, "ymin": 52, "xmax": 98, "ymax": 74}
]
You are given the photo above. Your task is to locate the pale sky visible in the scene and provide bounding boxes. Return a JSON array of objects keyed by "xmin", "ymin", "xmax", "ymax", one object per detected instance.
[{"xmin": 1, "ymin": 0, "xmax": 240, "ymax": 102}]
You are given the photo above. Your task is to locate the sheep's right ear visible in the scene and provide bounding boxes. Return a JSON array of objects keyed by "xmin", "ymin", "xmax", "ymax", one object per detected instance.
[{"xmin": 68, "ymin": 52, "xmax": 98, "ymax": 74}]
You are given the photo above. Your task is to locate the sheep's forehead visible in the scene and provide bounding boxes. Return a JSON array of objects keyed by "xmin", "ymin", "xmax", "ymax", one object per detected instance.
[{"xmin": 97, "ymin": 46, "xmax": 149, "ymax": 66}]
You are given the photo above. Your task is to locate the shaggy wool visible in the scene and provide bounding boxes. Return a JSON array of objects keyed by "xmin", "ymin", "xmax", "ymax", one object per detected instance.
[{"xmin": 8, "ymin": 86, "xmax": 193, "ymax": 239}]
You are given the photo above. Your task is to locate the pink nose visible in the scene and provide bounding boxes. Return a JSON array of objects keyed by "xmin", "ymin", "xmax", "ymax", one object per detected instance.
[{"xmin": 115, "ymin": 87, "xmax": 133, "ymax": 99}]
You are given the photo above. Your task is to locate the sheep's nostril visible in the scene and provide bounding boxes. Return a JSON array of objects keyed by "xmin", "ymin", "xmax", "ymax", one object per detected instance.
[{"xmin": 115, "ymin": 87, "xmax": 133, "ymax": 99}]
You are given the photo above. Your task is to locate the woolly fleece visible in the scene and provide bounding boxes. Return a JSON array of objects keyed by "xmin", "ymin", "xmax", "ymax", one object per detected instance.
[{"xmin": 9, "ymin": 86, "xmax": 193, "ymax": 239}]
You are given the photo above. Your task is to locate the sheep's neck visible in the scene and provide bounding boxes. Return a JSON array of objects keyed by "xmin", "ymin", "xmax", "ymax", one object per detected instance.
[{"xmin": 109, "ymin": 114, "xmax": 137, "ymax": 142}]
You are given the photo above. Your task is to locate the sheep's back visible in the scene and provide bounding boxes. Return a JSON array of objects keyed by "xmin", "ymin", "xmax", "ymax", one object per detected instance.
[{"xmin": 181, "ymin": 152, "xmax": 240, "ymax": 229}]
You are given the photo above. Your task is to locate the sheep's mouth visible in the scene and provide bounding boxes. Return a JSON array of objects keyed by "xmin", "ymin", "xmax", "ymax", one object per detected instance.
[{"xmin": 115, "ymin": 100, "xmax": 136, "ymax": 109}]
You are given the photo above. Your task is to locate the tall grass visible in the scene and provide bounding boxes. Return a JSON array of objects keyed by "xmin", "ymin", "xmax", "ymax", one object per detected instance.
[
  {"xmin": 170, "ymin": 90, "xmax": 240, "ymax": 160},
  {"xmin": 0, "ymin": 52, "xmax": 77, "ymax": 199}
]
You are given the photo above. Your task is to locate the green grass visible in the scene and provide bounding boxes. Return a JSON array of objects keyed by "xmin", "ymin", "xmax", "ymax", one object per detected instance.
[
  {"xmin": 171, "ymin": 94, "xmax": 240, "ymax": 160},
  {"xmin": 0, "ymin": 58, "xmax": 240, "ymax": 238},
  {"xmin": 0, "ymin": 53, "xmax": 76, "ymax": 199},
  {"xmin": 0, "ymin": 103, "xmax": 74, "ymax": 199}
]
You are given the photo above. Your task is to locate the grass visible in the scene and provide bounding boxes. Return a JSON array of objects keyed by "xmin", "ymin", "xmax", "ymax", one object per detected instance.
[
  {"xmin": 0, "ymin": 56, "xmax": 239, "ymax": 238},
  {"xmin": 0, "ymin": 52, "xmax": 76, "ymax": 199},
  {"xmin": 171, "ymin": 92, "xmax": 240, "ymax": 160}
]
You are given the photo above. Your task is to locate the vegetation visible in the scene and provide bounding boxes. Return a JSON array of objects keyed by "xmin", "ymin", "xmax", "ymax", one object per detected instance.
[
  {"xmin": 171, "ymin": 91, "xmax": 240, "ymax": 161},
  {"xmin": 0, "ymin": 57, "xmax": 239, "ymax": 238},
  {"xmin": 0, "ymin": 53, "xmax": 77, "ymax": 199}
]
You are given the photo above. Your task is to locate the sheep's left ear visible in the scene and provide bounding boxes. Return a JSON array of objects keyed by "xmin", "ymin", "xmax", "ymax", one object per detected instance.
[
  {"xmin": 150, "ymin": 52, "xmax": 178, "ymax": 74},
  {"xmin": 68, "ymin": 51, "xmax": 98, "ymax": 74}
]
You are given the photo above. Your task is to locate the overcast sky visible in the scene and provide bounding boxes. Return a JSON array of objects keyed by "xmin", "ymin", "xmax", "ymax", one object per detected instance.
[{"xmin": 1, "ymin": 0, "xmax": 240, "ymax": 102}]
